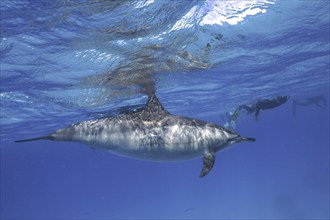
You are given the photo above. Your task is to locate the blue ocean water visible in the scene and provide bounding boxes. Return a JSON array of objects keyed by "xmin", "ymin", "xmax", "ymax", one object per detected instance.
[{"xmin": 0, "ymin": 0, "xmax": 329, "ymax": 219}]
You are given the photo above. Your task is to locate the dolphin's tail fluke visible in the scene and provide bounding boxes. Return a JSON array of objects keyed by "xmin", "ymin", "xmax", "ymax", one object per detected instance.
[{"xmin": 14, "ymin": 135, "xmax": 54, "ymax": 143}]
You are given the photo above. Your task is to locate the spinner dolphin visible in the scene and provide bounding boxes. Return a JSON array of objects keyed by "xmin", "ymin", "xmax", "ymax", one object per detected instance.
[{"xmin": 15, "ymin": 94, "xmax": 255, "ymax": 177}]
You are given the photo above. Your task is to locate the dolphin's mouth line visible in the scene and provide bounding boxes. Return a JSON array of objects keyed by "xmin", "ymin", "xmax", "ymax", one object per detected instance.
[{"xmin": 241, "ymin": 137, "xmax": 256, "ymax": 142}]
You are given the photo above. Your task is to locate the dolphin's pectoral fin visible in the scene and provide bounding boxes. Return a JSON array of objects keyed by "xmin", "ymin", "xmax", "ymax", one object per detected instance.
[{"xmin": 200, "ymin": 151, "xmax": 215, "ymax": 177}]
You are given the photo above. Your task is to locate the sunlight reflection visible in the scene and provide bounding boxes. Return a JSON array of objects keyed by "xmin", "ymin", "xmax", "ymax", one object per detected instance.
[
  {"xmin": 201, "ymin": 0, "xmax": 275, "ymax": 26},
  {"xmin": 170, "ymin": 0, "xmax": 276, "ymax": 31}
]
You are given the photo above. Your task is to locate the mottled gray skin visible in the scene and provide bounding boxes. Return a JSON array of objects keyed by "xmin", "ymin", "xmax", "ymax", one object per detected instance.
[{"xmin": 16, "ymin": 95, "xmax": 255, "ymax": 177}]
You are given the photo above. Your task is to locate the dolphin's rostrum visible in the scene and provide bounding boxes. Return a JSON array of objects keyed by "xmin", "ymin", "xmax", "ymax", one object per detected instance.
[{"xmin": 15, "ymin": 94, "xmax": 255, "ymax": 177}]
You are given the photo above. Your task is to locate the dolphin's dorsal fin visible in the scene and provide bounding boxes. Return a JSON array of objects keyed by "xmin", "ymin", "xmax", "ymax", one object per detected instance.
[{"xmin": 144, "ymin": 94, "xmax": 169, "ymax": 114}]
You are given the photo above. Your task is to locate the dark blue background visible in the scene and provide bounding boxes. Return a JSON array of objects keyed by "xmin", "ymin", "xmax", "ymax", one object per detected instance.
[{"xmin": 1, "ymin": 0, "xmax": 329, "ymax": 219}]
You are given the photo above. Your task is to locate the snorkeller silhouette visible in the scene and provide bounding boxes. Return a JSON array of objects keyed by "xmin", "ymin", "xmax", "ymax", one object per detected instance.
[
  {"xmin": 293, "ymin": 95, "xmax": 327, "ymax": 116},
  {"xmin": 225, "ymin": 96, "xmax": 289, "ymax": 123}
]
